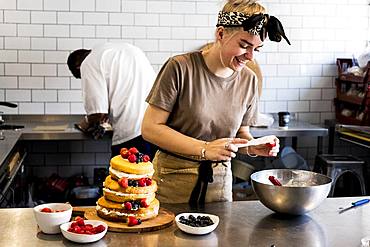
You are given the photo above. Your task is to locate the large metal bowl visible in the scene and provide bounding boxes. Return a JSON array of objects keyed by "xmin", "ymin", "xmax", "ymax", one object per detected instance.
[{"xmin": 251, "ymin": 169, "xmax": 332, "ymax": 215}]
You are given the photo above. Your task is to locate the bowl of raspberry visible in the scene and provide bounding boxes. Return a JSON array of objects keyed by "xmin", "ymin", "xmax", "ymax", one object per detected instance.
[
  {"xmin": 33, "ymin": 203, "xmax": 73, "ymax": 234},
  {"xmin": 175, "ymin": 213, "xmax": 219, "ymax": 235},
  {"xmin": 60, "ymin": 217, "xmax": 108, "ymax": 243}
]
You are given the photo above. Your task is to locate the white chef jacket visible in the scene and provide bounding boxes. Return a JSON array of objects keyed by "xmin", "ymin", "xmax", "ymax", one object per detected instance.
[{"xmin": 80, "ymin": 43, "xmax": 156, "ymax": 146}]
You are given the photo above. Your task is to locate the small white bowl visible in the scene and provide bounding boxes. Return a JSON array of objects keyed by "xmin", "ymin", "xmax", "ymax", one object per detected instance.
[
  {"xmin": 60, "ymin": 220, "xmax": 108, "ymax": 243},
  {"xmin": 33, "ymin": 203, "xmax": 73, "ymax": 234},
  {"xmin": 175, "ymin": 213, "xmax": 219, "ymax": 235}
]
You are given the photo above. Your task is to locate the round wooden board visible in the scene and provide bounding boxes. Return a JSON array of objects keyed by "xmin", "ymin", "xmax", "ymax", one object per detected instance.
[{"xmin": 84, "ymin": 207, "xmax": 175, "ymax": 233}]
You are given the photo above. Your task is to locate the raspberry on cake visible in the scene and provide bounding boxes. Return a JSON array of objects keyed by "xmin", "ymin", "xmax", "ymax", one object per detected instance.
[{"xmin": 96, "ymin": 147, "xmax": 159, "ymax": 225}]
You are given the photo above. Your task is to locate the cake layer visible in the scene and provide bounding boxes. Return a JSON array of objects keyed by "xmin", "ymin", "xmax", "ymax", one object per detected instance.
[
  {"xmin": 104, "ymin": 175, "xmax": 157, "ymax": 194},
  {"xmin": 109, "ymin": 167, "xmax": 154, "ymax": 180},
  {"xmin": 103, "ymin": 187, "xmax": 156, "ymax": 203},
  {"xmin": 110, "ymin": 155, "xmax": 154, "ymax": 175},
  {"xmin": 96, "ymin": 197, "xmax": 160, "ymax": 222}
]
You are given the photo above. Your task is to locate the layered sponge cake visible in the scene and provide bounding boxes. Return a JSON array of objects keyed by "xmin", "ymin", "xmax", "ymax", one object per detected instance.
[{"xmin": 96, "ymin": 147, "xmax": 159, "ymax": 225}]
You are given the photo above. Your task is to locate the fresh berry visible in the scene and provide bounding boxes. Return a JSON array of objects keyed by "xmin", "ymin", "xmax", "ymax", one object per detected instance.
[
  {"xmin": 129, "ymin": 147, "xmax": 139, "ymax": 154},
  {"xmin": 178, "ymin": 214, "xmax": 214, "ymax": 227},
  {"xmin": 68, "ymin": 222, "xmax": 106, "ymax": 235},
  {"xmin": 124, "ymin": 201, "xmax": 132, "ymax": 210},
  {"xmin": 138, "ymin": 178, "xmax": 146, "ymax": 187},
  {"xmin": 40, "ymin": 207, "xmax": 52, "ymax": 213},
  {"xmin": 128, "ymin": 216, "xmax": 139, "ymax": 226},
  {"xmin": 128, "ymin": 154, "xmax": 137, "ymax": 163},
  {"xmin": 120, "ymin": 148, "xmax": 130, "ymax": 158},
  {"xmin": 145, "ymin": 178, "xmax": 152, "ymax": 186},
  {"xmin": 118, "ymin": 177, "xmax": 128, "ymax": 188},
  {"xmin": 74, "ymin": 216, "xmax": 84, "ymax": 221},
  {"xmin": 131, "ymin": 180, "xmax": 138, "ymax": 187},
  {"xmin": 266, "ymin": 142, "xmax": 276, "ymax": 148},
  {"xmin": 143, "ymin": 155, "xmax": 150, "ymax": 162},
  {"xmin": 138, "ymin": 153, "xmax": 144, "ymax": 163},
  {"xmin": 131, "ymin": 201, "xmax": 139, "ymax": 211},
  {"xmin": 94, "ymin": 224, "xmax": 106, "ymax": 233},
  {"xmin": 140, "ymin": 198, "xmax": 149, "ymax": 208},
  {"xmin": 76, "ymin": 217, "xmax": 85, "ymax": 226},
  {"xmin": 84, "ymin": 224, "xmax": 93, "ymax": 231}
]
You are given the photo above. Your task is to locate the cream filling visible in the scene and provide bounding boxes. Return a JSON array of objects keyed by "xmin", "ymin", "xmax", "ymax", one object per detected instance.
[
  {"xmin": 103, "ymin": 188, "xmax": 154, "ymax": 198},
  {"xmin": 96, "ymin": 205, "xmax": 158, "ymax": 217},
  {"xmin": 109, "ymin": 167, "xmax": 154, "ymax": 179}
]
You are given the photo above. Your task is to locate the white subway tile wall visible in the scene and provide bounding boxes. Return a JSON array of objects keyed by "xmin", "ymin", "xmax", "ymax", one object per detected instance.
[{"xmin": 0, "ymin": 1, "xmax": 369, "ymax": 174}]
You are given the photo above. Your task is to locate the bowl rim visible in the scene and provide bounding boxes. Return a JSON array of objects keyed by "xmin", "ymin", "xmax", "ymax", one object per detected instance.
[
  {"xmin": 33, "ymin": 203, "xmax": 73, "ymax": 214},
  {"xmin": 60, "ymin": 220, "xmax": 108, "ymax": 242},
  {"xmin": 251, "ymin": 169, "xmax": 332, "ymax": 187},
  {"xmin": 60, "ymin": 219, "xmax": 108, "ymax": 235},
  {"xmin": 175, "ymin": 213, "xmax": 219, "ymax": 229}
]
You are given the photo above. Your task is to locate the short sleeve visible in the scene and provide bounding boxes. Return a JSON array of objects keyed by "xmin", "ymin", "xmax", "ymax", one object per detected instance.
[
  {"xmin": 241, "ymin": 75, "xmax": 259, "ymax": 126},
  {"xmin": 80, "ymin": 60, "xmax": 109, "ymax": 115},
  {"xmin": 146, "ymin": 57, "xmax": 180, "ymax": 112}
]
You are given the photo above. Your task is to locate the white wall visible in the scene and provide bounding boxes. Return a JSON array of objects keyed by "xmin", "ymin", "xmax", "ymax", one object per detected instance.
[{"xmin": 0, "ymin": 0, "xmax": 369, "ymax": 124}]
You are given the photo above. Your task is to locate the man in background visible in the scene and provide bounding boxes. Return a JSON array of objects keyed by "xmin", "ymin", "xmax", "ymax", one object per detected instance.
[{"xmin": 67, "ymin": 42, "xmax": 157, "ymax": 158}]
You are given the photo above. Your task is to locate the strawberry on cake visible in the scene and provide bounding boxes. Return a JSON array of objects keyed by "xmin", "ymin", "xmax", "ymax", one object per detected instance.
[{"xmin": 96, "ymin": 147, "xmax": 159, "ymax": 226}]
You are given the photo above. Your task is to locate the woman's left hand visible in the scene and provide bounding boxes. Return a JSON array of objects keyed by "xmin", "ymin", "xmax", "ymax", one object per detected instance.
[{"xmin": 246, "ymin": 136, "xmax": 280, "ymax": 157}]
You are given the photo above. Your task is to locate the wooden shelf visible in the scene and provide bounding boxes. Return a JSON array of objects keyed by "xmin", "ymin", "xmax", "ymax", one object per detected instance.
[
  {"xmin": 338, "ymin": 74, "xmax": 365, "ymax": 83},
  {"xmin": 336, "ymin": 93, "xmax": 364, "ymax": 105},
  {"xmin": 335, "ymin": 112, "xmax": 364, "ymax": 125},
  {"xmin": 335, "ymin": 58, "xmax": 370, "ymax": 126}
]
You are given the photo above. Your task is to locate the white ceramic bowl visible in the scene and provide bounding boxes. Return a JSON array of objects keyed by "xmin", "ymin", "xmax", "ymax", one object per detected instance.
[
  {"xmin": 60, "ymin": 220, "xmax": 108, "ymax": 243},
  {"xmin": 33, "ymin": 203, "xmax": 73, "ymax": 234},
  {"xmin": 175, "ymin": 213, "xmax": 219, "ymax": 235}
]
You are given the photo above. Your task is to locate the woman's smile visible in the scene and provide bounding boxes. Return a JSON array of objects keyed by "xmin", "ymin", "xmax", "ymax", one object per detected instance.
[{"xmin": 235, "ymin": 55, "xmax": 248, "ymax": 68}]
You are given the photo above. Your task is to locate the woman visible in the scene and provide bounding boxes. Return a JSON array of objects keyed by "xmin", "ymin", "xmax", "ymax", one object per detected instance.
[{"xmin": 142, "ymin": 0, "xmax": 290, "ymax": 205}]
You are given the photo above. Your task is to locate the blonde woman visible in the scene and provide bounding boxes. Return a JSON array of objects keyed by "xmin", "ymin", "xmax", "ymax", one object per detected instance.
[{"xmin": 142, "ymin": 0, "xmax": 290, "ymax": 205}]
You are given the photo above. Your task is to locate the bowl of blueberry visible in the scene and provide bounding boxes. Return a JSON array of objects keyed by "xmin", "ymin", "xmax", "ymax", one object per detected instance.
[{"xmin": 175, "ymin": 213, "xmax": 219, "ymax": 235}]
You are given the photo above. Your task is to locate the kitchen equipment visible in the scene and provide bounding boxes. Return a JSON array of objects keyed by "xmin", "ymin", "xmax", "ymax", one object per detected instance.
[
  {"xmin": 69, "ymin": 186, "xmax": 100, "ymax": 206},
  {"xmin": 33, "ymin": 203, "xmax": 72, "ymax": 234},
  {"xmin": 339, "ymin": 198, "xmax": 370, "ymax": 214},
  {"xmin": 278, "ymin": 112, "xmax": 290, "ymax": 129},
  {"xmin": 175, "ymin": 213, "xmax": 219, "ymax": 235},
  {"xmin": 251, "ymin": 169, "xmax": 332, "ymax": 215},
  {"xmin": 0, "ymin": 102, "xmax": 17, "ymax": 108},
  {"xmin": 268, "ymin": 175, "xmax": 282, "ymax": 186},
  {"xmin": 60, "ymin": 220, "xmax": 108, "ymax": 243}
]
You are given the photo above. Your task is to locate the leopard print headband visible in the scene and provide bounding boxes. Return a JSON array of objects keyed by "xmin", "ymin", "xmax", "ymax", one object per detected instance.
[
  {"xmin": 216, "ymin": 11, "xmax": 291, "ymax": 45},
  {"xmin": 216, "ymin": 11, "xmax": 265, "ymax": 35}
]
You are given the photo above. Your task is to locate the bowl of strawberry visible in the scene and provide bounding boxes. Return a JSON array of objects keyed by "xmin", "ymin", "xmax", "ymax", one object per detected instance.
[
  {"xmin": 33, "ymin": 203, "xmax": 73, "ymax": 234},
  {"xmin": 60, "ymin": 216, "xmax": 108, "ymax": 243}
]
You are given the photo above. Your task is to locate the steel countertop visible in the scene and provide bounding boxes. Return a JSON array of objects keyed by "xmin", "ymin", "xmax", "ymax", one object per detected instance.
[{"xmin": 0, "ymin": 196, "xmax": 369, "ymax": 247}]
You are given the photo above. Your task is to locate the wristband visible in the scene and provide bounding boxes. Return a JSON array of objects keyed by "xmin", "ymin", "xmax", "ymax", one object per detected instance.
[
  {"xmin": 200, "ymin": 141, "xmax": 209, "ymax": 160},
  {"xmin": 246, "ymin": 146, "xmax": 258, "ymax": 157}
]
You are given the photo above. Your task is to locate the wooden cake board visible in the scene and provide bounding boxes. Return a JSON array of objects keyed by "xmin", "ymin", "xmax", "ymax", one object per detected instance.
[{"xmin": 84, "ymin": 207, "xmax": 175, "ymax": 233}]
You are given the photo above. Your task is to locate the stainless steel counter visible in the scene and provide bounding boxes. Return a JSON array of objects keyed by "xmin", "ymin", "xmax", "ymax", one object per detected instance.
[
  {"xmin": 1, "ymin": 197, "xmax": 370, "ymax": 247},
  {"xmin": 251, "ymin": 121, "xmax": 328, "ymax": 154},
  {"xmin": 4, "ymin": 115, "xmax": 90, "ymax": 140},
  {"xmin": 251, "ymin": 120, "xmax": 328, "ymax": 137}
]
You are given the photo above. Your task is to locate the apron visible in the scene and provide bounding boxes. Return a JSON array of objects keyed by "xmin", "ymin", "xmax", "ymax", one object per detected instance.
[{"xmin": 152, "ymin": 150, "xmax": 233, "ymax": 204}]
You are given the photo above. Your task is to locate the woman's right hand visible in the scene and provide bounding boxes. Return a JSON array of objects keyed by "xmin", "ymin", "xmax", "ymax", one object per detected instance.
[{"xmin": 204, "ymin": 138, "xmax": 248, "ymax": 161}]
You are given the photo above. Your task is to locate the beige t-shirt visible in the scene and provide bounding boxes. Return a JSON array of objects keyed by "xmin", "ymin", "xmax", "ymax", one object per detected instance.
[{"xmin": 146, "ymin": 51, "xmax": 258, "ymax": 141}]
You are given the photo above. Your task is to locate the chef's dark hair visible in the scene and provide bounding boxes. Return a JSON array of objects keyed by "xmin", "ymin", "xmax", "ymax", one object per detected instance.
[{"xmin": 67, "ymin": 49, "xmax": 91, "ymax": 79}]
